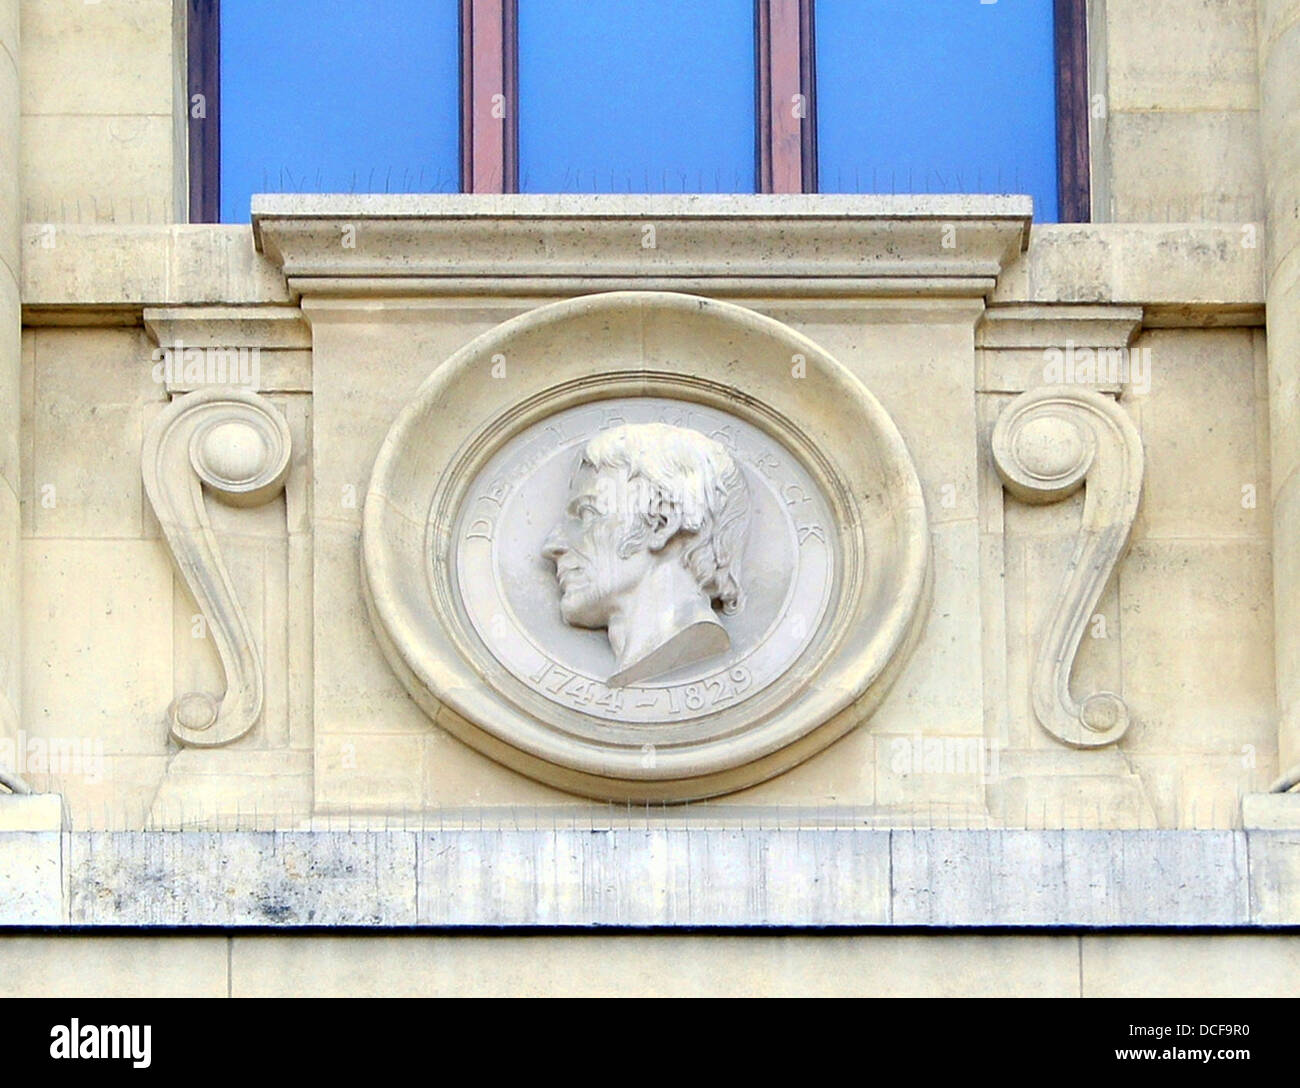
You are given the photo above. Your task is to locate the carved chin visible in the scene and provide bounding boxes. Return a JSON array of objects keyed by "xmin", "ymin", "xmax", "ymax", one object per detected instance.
[{"xmin": 558, "ymin": 586, "xmax": 605, "ymax": 629}]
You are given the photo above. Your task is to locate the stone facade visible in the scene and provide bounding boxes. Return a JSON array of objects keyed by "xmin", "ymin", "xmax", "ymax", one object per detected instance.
[{"xmin": 3, "ymin": 0, "xmax": 1300, "ymax": 995}]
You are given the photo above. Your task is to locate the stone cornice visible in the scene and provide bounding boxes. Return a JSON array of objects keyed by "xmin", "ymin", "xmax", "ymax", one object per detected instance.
[
  {"xmin": 995, "ymin": 223, "xmax": 1267, "ymax": 325},
  {"xmin": 18, "ymin": 220, "xmax": 1267, "ymax": 323},
  {"xmin": 251, "ymin": 194, "xmax": 1033, "ymax": 299},
  {"xmin": 21, "ymin": 224, "xmax": 291, "ymax": 313},
  {"xmin": 978, "ymin": 303, "xmax": 1144, "ymax": 349},
  {"xmin": 143, "ymin": 305, "xmax": 311, "ymax": 350}
]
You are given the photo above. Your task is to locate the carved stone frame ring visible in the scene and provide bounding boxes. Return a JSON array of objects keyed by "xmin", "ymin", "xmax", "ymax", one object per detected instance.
[{"xmin": 362, "ymin": 291, "xmax": 930, "ymax": 801}]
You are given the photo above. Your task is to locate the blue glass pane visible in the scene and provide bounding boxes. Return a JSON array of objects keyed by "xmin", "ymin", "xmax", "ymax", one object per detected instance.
[
  {"xmin": 816, "ymin": 0, "xmax": 1059, "ymax": 221},
  {"xmin": 519, "ymin": 0, "xmax": 755, "ymax": 193},
  {"xmin": 220, "ymin": 0, "xmax": 460, "ymax": 223}
]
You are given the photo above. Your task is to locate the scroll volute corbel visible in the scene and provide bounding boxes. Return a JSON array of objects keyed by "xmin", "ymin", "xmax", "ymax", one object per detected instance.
[
  {"xmin": 142, "ymin": 387, "xmax": 292, "ymax": 747},
  {"xmin": 993, "ymin": 385, "xmax": 1144, "ymax": 748}
]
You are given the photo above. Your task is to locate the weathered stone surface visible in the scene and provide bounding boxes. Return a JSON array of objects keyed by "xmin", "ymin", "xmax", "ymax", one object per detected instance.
[
  {"xmin": 0, "ymin": 821, "xmax": 63, "ymax": 925},
  {"xmin": 1245, "ymin": 829, "xmax": 1300, "ymax": 927},
  {"xmin": 1105, "ymin": 0, "xmax": 1259, "ymax": 113},
  {"xmin": 68, "ymin": 831, "xmax": 418, "ymax": 926},
  {"xmin": 1105, "ymin": 110, "xmax": 1264, "ymax": 223},
  {"xmin": 415, "ymin": 827, "xmax": 892, "ymax": 927},
  {"xmin": 0, "ymin": 827, "xmax": 1288, "ymax": 928},
  {"xmin": 19, "ymin": 0, "xmax": 177, "ymax": 118},
  {"xmin": 991, "ymin": 224, "xmax": 1264, "ymax": 313},
  {"xmin": 18, "ymin": 0, "xmax": 182, "ymax": 225},
  {"xmin": 22, "ymin": 225, "xmax": 293, "ymax": 309},
  {"xmin": 890, "ymin": 829, "xmax": 1251, "ymax": 927}
]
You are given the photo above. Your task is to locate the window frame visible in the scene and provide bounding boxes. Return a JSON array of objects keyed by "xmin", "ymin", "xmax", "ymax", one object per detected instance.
[
  {"xmin": 1053, "ymin": 0, "xmax": 1091, "ymax": 223},
  {"xmin": 188, "ymin": 0, "xmax": 1090, "ymax": 221},
  {"xmin": 187, "ymin": 0, "xmax": 220, "ymax": 224}
]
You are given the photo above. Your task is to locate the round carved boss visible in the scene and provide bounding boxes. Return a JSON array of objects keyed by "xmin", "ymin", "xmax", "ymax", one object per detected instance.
[{"xmin": 362, "ymin": 291, "xmax": 930, "ymax": 801}]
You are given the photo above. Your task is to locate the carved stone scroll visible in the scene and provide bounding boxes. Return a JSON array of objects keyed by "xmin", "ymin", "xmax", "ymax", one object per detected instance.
[
  {"xmin": 142, "ymin": 388, "xmax": 291, "ymax": 747},
  {"xmin": 992, "ymin": 385, "xmax": 1143, "ymax": 748},
  {"xmin": 0, "ymin": 769, "xmax": 32, "ymax": 794}
]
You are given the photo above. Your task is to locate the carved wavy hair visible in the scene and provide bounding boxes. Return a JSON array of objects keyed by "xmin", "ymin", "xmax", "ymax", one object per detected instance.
[{"xmin": 582, "ymin": 422, "xmax": 750, "ymax": 614}]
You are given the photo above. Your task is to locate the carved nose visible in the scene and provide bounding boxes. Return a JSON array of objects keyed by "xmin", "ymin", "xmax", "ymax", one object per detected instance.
[{"xmin": 541, "ymin": 524, "xmax": 566, "ymax": 560}]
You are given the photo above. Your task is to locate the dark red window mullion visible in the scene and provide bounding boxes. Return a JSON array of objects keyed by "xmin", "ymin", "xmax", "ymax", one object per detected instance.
[
  {"xmin": 756, "ymin": 0, "xmax": 816, "ymax": 194},
  {"xmin": 461, "ymin": 0, "xmax": 518, "ymax": 193}
]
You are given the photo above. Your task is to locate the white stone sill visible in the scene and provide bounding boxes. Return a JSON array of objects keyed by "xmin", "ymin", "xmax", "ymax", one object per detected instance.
[{"xmin": 2, "ymin": 826, "xmax": 1296, "ymax": 928}]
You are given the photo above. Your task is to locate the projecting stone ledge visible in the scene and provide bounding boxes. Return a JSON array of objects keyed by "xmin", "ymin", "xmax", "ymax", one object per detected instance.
[
  {"xmin": 251, "ymin": 193, "xmax": 1033, "ymax": 299},
  {"xmin": 1, "ymin": 826, "xmax": 1296, "ymax": 928}
]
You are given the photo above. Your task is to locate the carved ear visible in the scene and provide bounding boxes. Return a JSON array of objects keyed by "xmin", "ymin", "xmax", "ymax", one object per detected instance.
[
  {"xmin": 142, "ymin": 388, "xmax": 292, "ymax": 747},
  {"xmin": 645, "ymin": 503, "xmax": 683, "ymax": 552}
]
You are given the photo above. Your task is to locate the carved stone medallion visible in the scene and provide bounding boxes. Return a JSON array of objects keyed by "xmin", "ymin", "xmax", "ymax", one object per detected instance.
[
  {"xmin": 363, "ymin": 291, "xmax": 930, "ymax": 801},
  {"xmin": 455, "ymin": 400, "xmax": 836, "ymax": 727}
]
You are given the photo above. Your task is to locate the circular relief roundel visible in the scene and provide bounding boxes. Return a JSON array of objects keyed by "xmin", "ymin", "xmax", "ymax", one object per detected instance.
[{"xmin": 362, "ymin": 291, "xmax": 930, "ymax": 801}]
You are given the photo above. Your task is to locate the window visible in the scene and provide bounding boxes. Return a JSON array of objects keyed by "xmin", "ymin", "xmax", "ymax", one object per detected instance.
[
  {"xmin": 517, "ymin": 0, "xmax": 756, "ymax": 193},
  {"xmin": 201, "ymin": 0, "xmax": 460, "ymax": 223},
  {"xmin": 191, "ymin": 0, "xmax": 1089, "ymax": 222},
  {"xmin": 816, "ymin": 0, "xmax": 1061, "ymax": 222}
]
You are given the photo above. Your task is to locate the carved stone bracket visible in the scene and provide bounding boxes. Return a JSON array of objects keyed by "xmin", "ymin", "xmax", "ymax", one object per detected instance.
[
  {"xmin": 992, "ymin": 385, "xmax": 1144, "ymax": 748},
  {"xmin": 142, "ymin": 388, "xmax": 292, "ymax": 747}
]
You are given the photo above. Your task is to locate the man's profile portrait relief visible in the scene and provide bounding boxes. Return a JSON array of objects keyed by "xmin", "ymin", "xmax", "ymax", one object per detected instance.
[{"xmin": 541, "ymin": 422, "xmax": 752, "ymax": 686}]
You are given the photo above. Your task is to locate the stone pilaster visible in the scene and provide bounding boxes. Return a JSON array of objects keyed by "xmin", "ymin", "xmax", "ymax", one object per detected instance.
[{"xmin": 1260, "ymin": 0, "xmax": 1300, "ymax": 788}]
